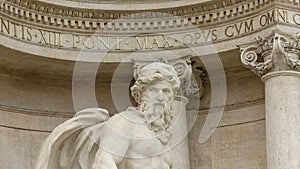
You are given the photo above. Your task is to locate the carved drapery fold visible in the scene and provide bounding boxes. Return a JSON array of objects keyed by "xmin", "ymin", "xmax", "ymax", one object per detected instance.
[{"xmin": 239, "ymin": 32, "xmax": 300, "ymax": 77}]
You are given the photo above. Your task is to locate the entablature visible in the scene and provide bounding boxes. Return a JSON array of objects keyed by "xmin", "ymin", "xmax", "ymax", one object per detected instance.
[{"xmin": 0, "ymin": 0, "xmax": 300, "ymax": 63}]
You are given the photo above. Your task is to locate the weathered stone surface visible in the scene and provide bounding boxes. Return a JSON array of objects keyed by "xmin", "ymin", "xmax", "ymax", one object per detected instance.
[
  {"xmin": 239, "ymin": 32, "xmax": 300, "ymax": 169},
  {"xmin": 189, "ymin": 103, "xmax": 266, "ymax": 169},
  {"xmin": 2, "ymin": 0, "xmax": 300, "ymax": 169},
  {"xmin": 264, "ymin": 72, "xmax": 300, "ymax": 169}
]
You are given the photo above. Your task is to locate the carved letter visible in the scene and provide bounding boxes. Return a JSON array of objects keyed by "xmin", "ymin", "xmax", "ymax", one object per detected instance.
[
  {"xmin": 97, "ymin": 36, "xmax": 110, "ymax": 49},
  {"xmin": 277, "ymin": 9, "xmax": 288, "ymax": 23},
  {"xmin": 259, "ymin": 10, "xmax": 275, "ymax": 26},
  {"xmin": 59, "ymin": 33, "xmax": 63, "ymax": 47},
  {"xmin": 225, "ymin": 25, "xmax": 234, "ymax": 37},
  {"xmin": 53, "ymin": 32, "xmax": 63, "ymax": 47},
  {"xmin": 26, "ymin": 27, "xmax": 32, "ymax": 41},
  {"xmin": 49, "ymin": 32, "xmax": 53, "ymax": 45},
  {"xmin": 162, "ymin": 35, "xmax": 173, "ymax": 48},
  {"xmin": 245, "ymin": 19, "xmax": 254, "ymax": 33},
  {"xmin": 11, "ymin": 22, "xmax": 19, "ymax": 38},
  {"xmin": 194, "ymin": 32, "xmax": 201, "ymax": 44},
  {"xmin": 113, "ymin": 37, "xmax": 120, "ymax": 50},
  {"xmin": 293, "ymin": 14, "xmax": 300, "ymax": 25},
  {"xmin": 211, "ymin": 29, "xmax": 218, "ymax": 41},
  {"xmin": 39, "ymin": 30, "xmax": 48, "ymax": 44},
  {"xmin": 203, "ymin": 30, "xmax": 211, "ymax": 42},
  {"xmin": 234, "ymin": 22, "xmax": 243, "ymax": 35},
  {"xmin": 135, "ymin": 37, "xmax": 149, "ymax": 50},
  {"xmin": 1, "ymin": 18, "xmax": 10, "ymax": 34},
  {"xmin": 183, "ymin": 34, "xmax": 193, "ymax": 45},
  {"xmin": 73, "ymin": 34, "xmax": 81, "ymax": 48},
  {"xmin": 21, "ymin": 25, "xmax": 25, "ymax": 40},
  {"xmin": 150, "ymin": 36, "xmax": 161, "ymax": 49},
  {"xmin": 83, "ymin": 36, "xmax": 95, "ymax": 49}
]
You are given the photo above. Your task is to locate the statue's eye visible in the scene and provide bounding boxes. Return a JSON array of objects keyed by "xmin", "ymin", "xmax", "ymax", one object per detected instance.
[
  {"xmin": 150, "ymin": 88, "xmax": 158, "ymax": 92},
  {"xmin": 163, "ymin": 89, "xmax": 171, "ymax": 93}
]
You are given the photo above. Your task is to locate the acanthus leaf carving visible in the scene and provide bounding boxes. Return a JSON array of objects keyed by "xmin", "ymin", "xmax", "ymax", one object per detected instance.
[
  {"xmin": 286, "ymin": 54, "xmax": 300, "ymax": 71},
  {"xmin": 284, "ymin": 33, "xmax": 300, "ymax": 71}
]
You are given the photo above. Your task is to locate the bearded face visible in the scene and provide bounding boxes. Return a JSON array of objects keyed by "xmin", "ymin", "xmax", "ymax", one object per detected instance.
[{"xmin": 139, "ymin": 80, "xmax": 175, "ymax": 133}]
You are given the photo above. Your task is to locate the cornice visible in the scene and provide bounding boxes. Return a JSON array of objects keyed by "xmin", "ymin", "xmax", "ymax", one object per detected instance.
[
  {"xmin": 36, "ymin": 0, "xmax": 217, "ymax": 11},
  {"xmin": 1, "ymin": 0, "xmax": 268, "ymax": 32},
  {"xmin": 7, "ymin": 0, "xmax": 248, "ymax": 17}
]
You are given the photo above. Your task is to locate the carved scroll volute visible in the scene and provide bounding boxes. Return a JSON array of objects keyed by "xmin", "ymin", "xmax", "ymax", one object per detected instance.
[
  {"xmin": 173, "ymin": 59, "xmax": 203, "ymax": 98},
  {"xmin": 240, "ymin": 46, "xmax": 259, "ymax": 68},
  {"xmin": 240, "ymin": 45, "xmax": 273, "ymax": 77}
]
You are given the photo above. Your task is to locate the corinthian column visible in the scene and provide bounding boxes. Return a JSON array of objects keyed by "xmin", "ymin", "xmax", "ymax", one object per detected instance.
[{"xmin": 239, "ymin": 32, "xmax": 300, "ymax": 169}]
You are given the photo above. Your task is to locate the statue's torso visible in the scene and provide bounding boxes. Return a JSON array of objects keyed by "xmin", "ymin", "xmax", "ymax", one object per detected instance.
[{"xmin": 111, "ymin": 110, "xmax": 172, "ymax": 169}]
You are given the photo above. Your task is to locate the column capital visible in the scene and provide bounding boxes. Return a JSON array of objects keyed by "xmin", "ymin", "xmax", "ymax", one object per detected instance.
[
  {"xmin": 132, "ymin": 56, "xmax": 204, "ymax": 98},
  {"xmin": 238, "ymin": 31, "xmax": 300, "ymax": 77}
]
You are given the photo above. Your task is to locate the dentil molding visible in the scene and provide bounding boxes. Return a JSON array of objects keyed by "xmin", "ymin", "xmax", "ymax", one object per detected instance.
[{"xmin": 0, "ymin": 0, "xmax": 273, "ymax": 31}]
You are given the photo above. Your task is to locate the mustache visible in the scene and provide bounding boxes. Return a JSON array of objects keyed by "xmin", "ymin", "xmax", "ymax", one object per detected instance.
[
  {"xmin": 139, "ymin": 100, "xmax": 173, "ymax": 122},
  {"xmin": 145, "ymin": 103, "xmax": 167, "ymax": 117},
  {"xmin": 145, "ymin": 104, "xmax": 173, "ymax": 125}
]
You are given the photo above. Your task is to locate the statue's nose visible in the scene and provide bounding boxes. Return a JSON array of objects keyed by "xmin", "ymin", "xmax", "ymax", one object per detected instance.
[{"xmin": 157, "ymin": 90, "xmax": 164, "ymax": 101}]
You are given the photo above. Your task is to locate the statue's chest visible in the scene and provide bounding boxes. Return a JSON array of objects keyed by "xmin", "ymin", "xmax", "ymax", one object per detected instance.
[{"xmin": 130, "ymin": 125, "xmax": 169, "ymax": 156}]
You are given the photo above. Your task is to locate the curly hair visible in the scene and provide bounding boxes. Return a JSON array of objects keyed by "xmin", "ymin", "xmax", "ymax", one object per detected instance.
[{"xmin": 130, "ymin": 69, "xmax": 180, "ymax": 104}]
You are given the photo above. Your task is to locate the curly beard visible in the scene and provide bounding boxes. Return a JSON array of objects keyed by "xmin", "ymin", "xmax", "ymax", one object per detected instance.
[{"xmin": 140, "ymin": 101, "xmax": 173, "ymax": 144}]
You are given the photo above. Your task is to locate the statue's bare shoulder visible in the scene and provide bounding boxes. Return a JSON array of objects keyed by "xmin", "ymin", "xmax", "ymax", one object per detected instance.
[
  {"xmin": 35, "ymin": 62, "xmax": 181, "ymax": 169},
  {"xmin": 104, "ymin": 108, "xmax": 144, "ymax": 138}
]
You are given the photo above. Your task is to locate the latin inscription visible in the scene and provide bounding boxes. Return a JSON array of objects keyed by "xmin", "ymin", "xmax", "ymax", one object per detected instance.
[{"xmin": 0, "ymin": 8, "xmax": 299, "ymax": 51}]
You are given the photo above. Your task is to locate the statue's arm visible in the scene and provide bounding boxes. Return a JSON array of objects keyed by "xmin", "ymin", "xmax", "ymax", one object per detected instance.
[{"xmin": 92, "ymin": 148, "xmax": 123, "ymax": 169}]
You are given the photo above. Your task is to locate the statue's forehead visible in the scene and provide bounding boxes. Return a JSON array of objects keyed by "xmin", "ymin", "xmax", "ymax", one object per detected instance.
[{"xmin": 149, "ymin": 80, "xmax": 173, "ymax": 89}]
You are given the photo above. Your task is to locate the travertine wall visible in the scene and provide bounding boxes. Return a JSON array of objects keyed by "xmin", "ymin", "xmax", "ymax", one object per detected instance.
[
  {"xmin": 1, "ymin": 0, "xmax": 300, "ymax": 168},
  {"xmin": 189, "ymin": 105, "xmax": 266, "ymax": 169},
  {"xmin": 0, "ymin": 66, "xmax": 267, "ymax": 169},
  {"xmin": 0, "ymin": 66, "xmax": 116, "ymax": 169},
  {"xmin": 188, "ymin": 72, "xmax": 266, "ymax": 169}
]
